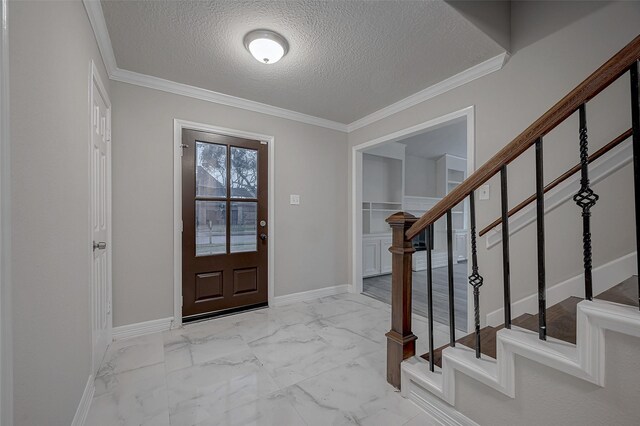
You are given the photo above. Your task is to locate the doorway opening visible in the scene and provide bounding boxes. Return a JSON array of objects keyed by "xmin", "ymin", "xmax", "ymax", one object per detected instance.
[{"xmin": 351, "ymin": 107, "xmax": 475, "ymax": 333}]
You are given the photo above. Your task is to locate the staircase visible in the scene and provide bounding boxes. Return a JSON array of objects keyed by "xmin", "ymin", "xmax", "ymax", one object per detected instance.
[
  {"xmin": 384, "ymin": 34, "xmax": 640, "ymax": 423},
  {"xmin": 422, "ymin": 276, "xmax": 638, "ymax": 368}
]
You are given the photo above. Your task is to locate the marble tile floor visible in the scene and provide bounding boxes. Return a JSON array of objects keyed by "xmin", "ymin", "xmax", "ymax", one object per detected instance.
[{"xmin": 86, "ymin": 292, "xmax": 451, "ymax": 426}]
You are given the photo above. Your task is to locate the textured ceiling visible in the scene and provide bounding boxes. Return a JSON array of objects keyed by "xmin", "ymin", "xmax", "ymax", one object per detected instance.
[
  {"xmin": 399, "ymin": 118, "xmax": 467, "ymax": 159},
  {"xmin": 101, "ymin": 0, "xmax": 505, "ymax": 124}
]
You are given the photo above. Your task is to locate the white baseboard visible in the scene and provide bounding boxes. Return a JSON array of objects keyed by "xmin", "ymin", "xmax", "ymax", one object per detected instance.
[
  {"xmin": 486, "ymin": 252, "xmax": 637, "ymax": 327},
  {"xmin": 406, "ymin": 381, "xmax": 479, "ymax": 426},
  {"xmin": 272, "ymin": 284, "xmax": 351, "ymax": 307},
  {"xmin": 112, "ymin": 317, "xmax": 174, "ymax": 341},
  {"xmin": 71, "ymin": 375, "xmax": 95, "ymax": 426}
]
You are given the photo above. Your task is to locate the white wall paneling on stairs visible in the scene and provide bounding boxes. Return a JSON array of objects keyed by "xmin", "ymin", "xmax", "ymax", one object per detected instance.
[{"xmin": 401, "ymin": 299, "xmax": 640, "ymax": 406}]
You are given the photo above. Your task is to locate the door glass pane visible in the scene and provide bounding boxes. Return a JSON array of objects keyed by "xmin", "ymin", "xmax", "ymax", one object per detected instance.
[
  {"xmin": 196, "ymin": 142, "xmax": 227, "ymax": 197},
  {"xmin": 230, "ymin": 147, "xmax": 257, "ymax": 198},
  {"xmin": 196, "ymin": 201, "xmax": 226, "ymax": 256},
  {"xmin": 230, "ymin": 202, "xmax": 257, "ymax": 253}
]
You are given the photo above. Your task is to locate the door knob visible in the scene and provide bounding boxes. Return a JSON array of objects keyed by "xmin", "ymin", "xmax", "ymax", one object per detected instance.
[
  {"xmin": 93, "ymin": 241, "xmax": 107, "ymax": 251},
  {"xmin": 260, "ymin": 234, "xmax": 267, "ymax": 241}
]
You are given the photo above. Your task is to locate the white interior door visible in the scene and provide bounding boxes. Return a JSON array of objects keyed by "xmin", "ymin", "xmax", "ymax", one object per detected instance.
[{"xmin": 90, "ymin": 65, "xmax": 112, "ymax": 374}]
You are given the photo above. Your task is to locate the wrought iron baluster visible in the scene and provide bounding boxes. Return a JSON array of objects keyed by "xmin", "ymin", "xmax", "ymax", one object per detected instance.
[
  {"xmin": 426, "ymin": 224, "xmax": 435, "ymax": 372},
  {"xmin": 500, "ymin": 165, "xmax": 511, "ymax": 329},
  {"xmin": 535, "ymin": 137, "xmax": 547, "ymax": 340},
  {"xmin": 573, "ymin": 104, "xmax": 599, "ymax": 301},
  {"xmin": 447, "ymin": 210, "xmax": 456, "ymax": 347},
  {"xmin": 468, "ymin": 192, "xmax": 483, "ymax": 358},
  {"xmin": 630, "ymin": 61, "xmax": 640, "ymax": 310}
]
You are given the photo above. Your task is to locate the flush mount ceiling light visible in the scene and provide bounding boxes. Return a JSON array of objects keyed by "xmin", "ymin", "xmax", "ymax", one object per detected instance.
[{"xmin": 243, "ymin": 29, "xmax": 289, "ymax": 65}]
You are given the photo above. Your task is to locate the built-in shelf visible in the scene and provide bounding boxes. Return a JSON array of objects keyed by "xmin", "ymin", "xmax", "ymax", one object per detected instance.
[{"xmin": 363, "ymin": 201, "xmax": 402, "ymax": 234}]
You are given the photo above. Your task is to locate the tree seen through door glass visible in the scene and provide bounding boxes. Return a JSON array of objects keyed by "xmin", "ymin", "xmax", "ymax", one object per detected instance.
[
  {"xmin": 231, "ymin": 202, "xmax": 257, "ymax": 253},
  {"xmin": 196, "ymin": 142, "xmax": 226, "ymax": 197},
  {"xmin": 231, "ymin": 147, "xmax": 257, "ymax": 198},
  {"xmin": 195, "ymin": 201, "xmax": 226, "ymax": 256}
]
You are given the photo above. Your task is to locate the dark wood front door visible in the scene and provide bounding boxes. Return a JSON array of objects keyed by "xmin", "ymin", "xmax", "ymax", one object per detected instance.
[{"xmin": 182, "ymin": 129, "xmax": 268, "ymax": 320}]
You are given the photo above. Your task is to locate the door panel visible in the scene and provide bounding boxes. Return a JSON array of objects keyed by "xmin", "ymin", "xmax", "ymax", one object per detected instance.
[
  {"xmin": 182, "ymin": 129, "xmax": 268, "ymax": 319},
  {"xmin": 91, "ymin": 75, "xmax": 111, "ymax": 374}
]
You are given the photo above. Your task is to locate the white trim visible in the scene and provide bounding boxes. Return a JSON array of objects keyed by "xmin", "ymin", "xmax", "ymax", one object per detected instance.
[
  {"xmin": 0, "ymin": 0, "xmax": 11, "ymax": 423},
  {"xmin": 485, "ymin": 138, "xmax": 633, "ymax": 248},
  {"xmin": 82, "ymin": 0, "xmax": 508, "ymax": 133},
  {"xmin": 486, "ymin": 251, "xmax": 637, "ymax": 327},
  {"xmin": 351, "ymin": 106, "xmax": 476, "ymax": 332},
  {"xmin": 112, "ymin": 317, "xmax": 174, "ymax": 341},
  {"xmin": 82, "ymin": 0, "xmax": 116, "ymax": 75},
  {"xmin": 71, "ymin": 375, "xmax": 95, "ymax": 426},
  {"xmin": 113, "ymin": 69, "xmax": 348, "ymax": 132},
  {"xmin": 406, "ymin": 384, "xmax": 479, "ymax": 426},
  {"xmin": 347, "ymin": 53, "xmax": 508, "ymax": 132},
  {"xmin": 272, "ymin": 284, "xmax": 351, "ymax": 307},
  {"xmin": 402, "ymin": 299, "xmax": 640, "ymax": 406},
  {"xmin": 173, "ymin": 119, "xmax": 275, "ymax": 329}
]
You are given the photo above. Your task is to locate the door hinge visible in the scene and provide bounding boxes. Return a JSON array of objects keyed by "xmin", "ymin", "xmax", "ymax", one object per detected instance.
[
  {"xmin": 107, "ymin": 300, "xmax": 112, "ymax": 314},
  {"xmin": 181, "ymin": 296, "xmax": 184, "ymax": 307},
  {"xmin": 179, "ymin": 144, "xmax": 188, "ymax": 156}
]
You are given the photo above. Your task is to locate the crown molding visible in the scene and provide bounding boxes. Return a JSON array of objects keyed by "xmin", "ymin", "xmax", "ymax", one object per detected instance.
[
  {"xmin": 83, "ymin": 0, "xmax": 117, "ymax": 75},
  {"xmin": 346, "ymin": 52, "xmax": 509, "ymax": 132},
  {"xmin": 110, "ymin": 67, "xmax": 349, "ymax": 132},
  {"xmin": 83, "ymin": 0, "xmax": 508, "ymax": 134}
]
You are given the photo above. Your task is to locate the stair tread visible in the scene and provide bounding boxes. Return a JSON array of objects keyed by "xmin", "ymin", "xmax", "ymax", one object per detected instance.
[
  {"xmin": 419, "ymin": 276, "xmax": 638, "ymax": 368},
  {"xmin": 596, "ymin": 275, "xmax": 638, "ymax": 307},
  {"xmin": 421, "ymin": 325, "xmax": 503, "ymax": 366}
]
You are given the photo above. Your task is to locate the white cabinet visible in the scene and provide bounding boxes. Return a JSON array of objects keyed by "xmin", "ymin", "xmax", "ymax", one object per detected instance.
[
  {"xmin": 362, "ymin": 235, "xmax": 392, "ymax": 277},
  {"xmin": 455, "ymin": 230, "xmax": 468, "ymax": 262},
  {"xmin": 363, "ymin": 238, "xmax": 381, "ymax": 277},
  {"xmin": 412, "ymin": 250, "xmax": 451, "ymax": 271},
  {"xmin": 380, "ymin": 236, "xmax": 393, "ymax": 274}
]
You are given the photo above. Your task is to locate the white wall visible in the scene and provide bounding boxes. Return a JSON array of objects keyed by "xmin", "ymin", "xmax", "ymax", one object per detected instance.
[
  {"xmin": 445, "ymin": 0, "xmax": 511, "ymax": 52},
  {"xmin": 111, "ymin": 82, "xmax": 349, "ymax": 327},
  {"xmin": 348, "ymin": 1, "xmax": 640, "ymax": 320},
  {"xmin": 362, "ymin": 154, "xmax": 403, "ymax": 202},
  {"xmin": 9, "ymin": 1, "xmax": 111, "ymax": 424},
  {"xmin": 405, "ymin": 156, "xmax": 437, "ymax": 198}
]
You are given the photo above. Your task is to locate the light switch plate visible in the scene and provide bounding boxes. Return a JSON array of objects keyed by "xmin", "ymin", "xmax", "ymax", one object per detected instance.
[
  {"xmin": 290, "ymin": 194, "xmax": 300, "ymax": 205},
  {"xmin": 479, "ymin": 185, "xmax": 490, "ymax": 200}
]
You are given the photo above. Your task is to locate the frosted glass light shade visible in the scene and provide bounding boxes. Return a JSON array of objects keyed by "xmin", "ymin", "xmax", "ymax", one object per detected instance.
[{"xmin": 244, "ymin": 30, "xmax": 289, "ymax": 65}]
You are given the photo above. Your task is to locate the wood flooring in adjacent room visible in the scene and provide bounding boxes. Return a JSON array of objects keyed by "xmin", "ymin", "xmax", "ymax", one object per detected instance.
[{"xmin": 363, "ymin": 261, "xmax": 468, "ymax": 330}]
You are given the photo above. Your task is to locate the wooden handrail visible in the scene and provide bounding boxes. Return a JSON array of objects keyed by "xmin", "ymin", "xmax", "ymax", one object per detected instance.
[
  {"xmin": 479, "ymin": 128, "xmax": 633, "ymax": 237},
  {"xmin": 406, "ymin": 34, "xmax": 640, "ymax": 240}
]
